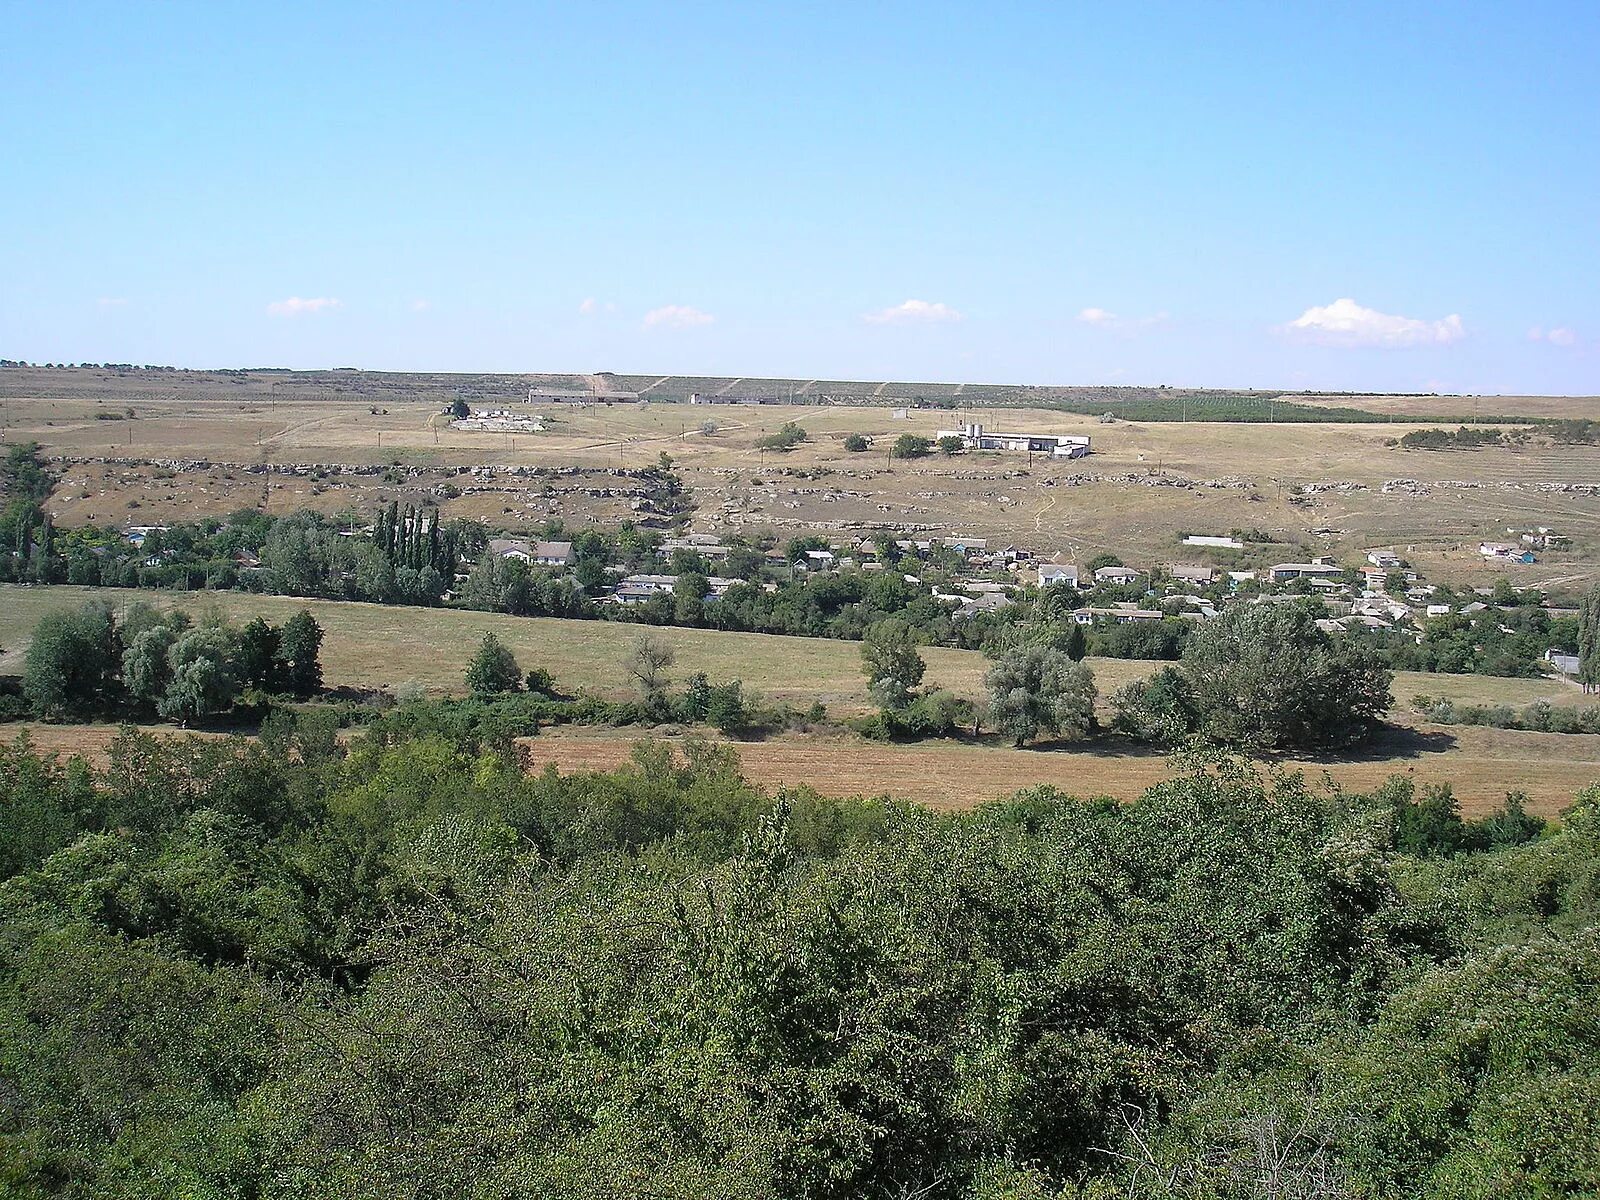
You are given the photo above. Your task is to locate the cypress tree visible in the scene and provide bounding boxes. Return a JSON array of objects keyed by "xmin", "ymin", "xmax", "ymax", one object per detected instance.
[{"xmin": 1579, "ymin": 586, "xmax": 1600, "ymax": 693}]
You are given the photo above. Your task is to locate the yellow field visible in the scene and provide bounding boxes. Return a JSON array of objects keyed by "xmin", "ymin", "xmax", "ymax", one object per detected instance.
[{"xmin": 507, "ymin": 725, "xmax": 1600, "ymax": 819}]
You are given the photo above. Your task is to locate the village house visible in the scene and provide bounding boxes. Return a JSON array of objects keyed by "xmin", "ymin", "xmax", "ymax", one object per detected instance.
[
  {"xmin": 612, "ymin": 573, "xmax": 738, "ymax": 603},
  {"xmin": 956, "ymin": 592, "xmax": 1014, "ymax": 619},
  {"xmin": 122, "ymin": 525, "xmax": 168, "ymax": 548},
  {"xmin": 488, "ymin": 538, "xmax": 574, "ymax": 566},
  {"xmin": 1521, "ymin": 529, "xmax": 1570, "ymax": 550},
  {"xmin": 1037, "ymin": 562, "xmax": 1079, "ymax": 589},
  {"xmin": 1479, "ymin": 541, "xmax": 1536, "ymax": 564},
  {"xmin": 1182, "ymin": 534, "xmax": 1244, "ymax": 549},
  {"xmin": 943, "ymin": 535, "xmax": 989, "ymax": 557},
  {"xmin": 1354, "ymin": 595, "xmax": 1412, "ymax": 622},
  {"xmin": 1165, "ymin": 564, "xmax": 1216, "ymax": 587},
  {"xmin": 1071, "ymin": 604, "xmax": 1165, "ymax": 625},
  {"xmin": 1093, "ymin": 565, "xmax": 1141, "ymax": 584},
  {"xmin": 658, "ymin": 534, "xmax": 730, "ymax": 561},
  {"xmin": 1546, "ymin": 648, "xmax": 1582, "ymax": 677},
  {"xmin": 1268, "ymin": 561, "xmax": 1345, "ymax": 582},
  {"xmin": 1366, "ymin": 549, "xmax": 1402, "ymax": 568}
]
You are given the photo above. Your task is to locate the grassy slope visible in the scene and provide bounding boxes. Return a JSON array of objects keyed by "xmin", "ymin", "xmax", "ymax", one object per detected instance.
[
  {"xmin": 5, "ymin": 585, "xmax": 1593, "ymax": 713},
  {"xmin": 5, "ymin": 584, "xmax": 1598, "ymax": 816}
]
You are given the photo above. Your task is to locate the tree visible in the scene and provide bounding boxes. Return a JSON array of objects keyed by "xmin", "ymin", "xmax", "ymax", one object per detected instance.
[
  {"xmin": 673, "ymin": 572, "xmax": 710, "ymax": 626},
  {"xmin": 699, "ymin": 420, "xmax": 719, "ymax": 436},
  {"xmin": 843, "ymin": 433, "xmax": 870, "ymax": 452},
  {"xmin": 936, "ymin": 435, "xmax": 965, "ymax": 456},
  {"xmin": 236, "ymin": 616, "xmax": 282, "ymax": 692},
  {"xmin": 449, "ymin": 396, "xmax": 471, "ymax": 419},
  {"xmin": 891, "ymin": 433, "xmax": 932, "ymax": 459},
  {"xmin": 860, "ymin": 619, "xmax": 925, "ymax": 712},
  {"xmin": 1110, "ymin": 665, "xmax": 1196, "ymax": 745},
  {"xmin": 627, "ymin": 633, "xmax": 676, "ymax": 714},
  {"xmin": 1578, "ymin": 586, "xmax": 1600, "ymax": 693},
  {"xmin": 22, "ymin": 602, "xmax": 120, "ymax": 716},
  {"xmin": 1182, "ymin": 602, "xmax": 1392, "ymax": 749},
  {"xmin": 1063, "ymin": 622, "xmax": 1088, "ymax": 662},
  {"xmin": 985, "ymin": 644, "xmax": 1097, "ymax": 746},
  {"xmin": 464, "ymin": 632, "xmax": 522, "ymax": 696},
  {"xmin": 278, "ymin": 610, "xmax": 324, "ymax": 699},
  {"xmin": 121, "ymin": 622, "xmax": 182, "ymax": 711},
  {"xmin": 157, "ymin": 626, "xmax": 239, "ymax": 722},
  {"xmin": 705, "ymin": 680, "xmax": 746, "ymax": 733}
]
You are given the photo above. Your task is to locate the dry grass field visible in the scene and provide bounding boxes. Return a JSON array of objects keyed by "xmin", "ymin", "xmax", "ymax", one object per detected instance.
[
  {"xmin": 506, "ymin": 725, "xmax": 1600, "ymax": 819},
  {"xmin": 3, "ymin": 585, "xmax": 1594, "ymax": 715},
  {"xmin": 5, "ymin": 584, "xmax": 1600, "ymax": 818},
  {"xmin": 5, "ymin": 368, "xmax": 1600, "ymax": 589},
  {"xmin": 0, "ymin": 584, "xmax": 982, "ymax": 714}
]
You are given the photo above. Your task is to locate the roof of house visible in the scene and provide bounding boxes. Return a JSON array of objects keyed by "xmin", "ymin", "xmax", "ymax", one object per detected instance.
[
  {"xmin": 533, "ymin": 540, "xmax": 573, "ymax": 560},
  {"xmin": 1271, "ymin": 561, "xmax": 1344, "ymax": 573}
]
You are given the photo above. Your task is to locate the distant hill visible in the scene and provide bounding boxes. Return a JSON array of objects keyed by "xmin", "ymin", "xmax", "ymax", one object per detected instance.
[{"xmin": 0, "ymin": 364, "xmax": 1585, "ymax": 423}]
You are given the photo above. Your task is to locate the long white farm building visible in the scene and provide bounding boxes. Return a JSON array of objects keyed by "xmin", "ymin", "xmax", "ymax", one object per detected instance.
[{"xmin": 935, "ymin": 422, "xmax": 1091, "ymax": 458}]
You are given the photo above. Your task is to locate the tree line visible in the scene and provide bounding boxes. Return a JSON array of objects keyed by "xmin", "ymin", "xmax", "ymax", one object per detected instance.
[{"xmin": 12, "ymin": 599, "xmax": 323, "ymax": 724}]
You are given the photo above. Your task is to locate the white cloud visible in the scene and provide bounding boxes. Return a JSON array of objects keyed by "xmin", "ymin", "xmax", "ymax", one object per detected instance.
[
  {"xmin": 96, "ymin": 297, "xmax": 128, "ymax": 308},
  {"xmin": 863, "ymin": 299, "xmax": 963, "ymax": 325},
  {"xmin": 643, "ymin": 304, "xmax": 714, "ymax": 329},
  {"xmin": 579, "ymin": 297, "xmax": 599, "ymax": 315},
  {"xmin": 1077, "ymin": 306, "xmax": 1167, "ymax": 332},
  {"xmin": 267, "ymin": 296, "xmax": 342, "ymax": 318},
  {"xmin": 1280, "ymin": 298, "xmax": 1464, "ymax": 348},
  {"xmin": 1529, "ymin": 325, "xmax": 1578, "ymax": 347},
  {"xmin": 409, "ymin": 298, "xmax": 431, "ymax": 313}
]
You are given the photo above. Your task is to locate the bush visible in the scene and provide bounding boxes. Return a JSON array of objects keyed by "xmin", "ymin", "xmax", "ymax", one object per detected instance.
[
  {"xmin": 465, "ymin": 633, "xmax": 522, "ymax": 696},
  {"xmin": 891, "ymin": 433, "xmax": 932, "ymax": 459},
  {"xmin": 843, "ymin": 433, "xmax": 870, "ymax": 452},
  {"xmin": 755, "ymin": 423, "xmax": 808, "ymax": 452}
]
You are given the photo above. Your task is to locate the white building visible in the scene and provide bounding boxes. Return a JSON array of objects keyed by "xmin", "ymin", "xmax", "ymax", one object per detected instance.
[
  {"xmin": 933, "ymin": 422, "xmax": 1091, "ymax": 458},
  {"xmin": 1183, "ymin": 534, "xmax": 1244, "ymax": 549},
  {"xmin": 1038, "ymin": 562, "xmax": 1079, "ymax": 589},
  {"xmin": 1546, "ymin": 649, "xmax": 1581, "ymax": 676},
  {"xmin": 488, "ymin": 539, "xmax": 574, "ymax": 566}
]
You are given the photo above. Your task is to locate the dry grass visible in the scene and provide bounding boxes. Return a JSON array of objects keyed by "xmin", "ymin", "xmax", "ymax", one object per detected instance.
[
  {"xmin": 0, "ymin": 584, "xmax": 977, "ymax": 715},
  {"xmin": 513, "ymin": 724, "xmax": 1599, "ymax": 819},
  {"xmin": 9, "ymin": 385, "xmax": 1600, "ymax": 590},
  {"xmin": 5, "ymin": 585, "xmax": 1591, "ymax": 718},
  {"xmin": 6, "ymin": 584, "xmax": 1600, "ymax": 817}
]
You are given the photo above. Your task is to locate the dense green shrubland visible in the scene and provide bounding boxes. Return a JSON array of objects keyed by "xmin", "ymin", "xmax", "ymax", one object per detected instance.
[{"xmin": 0, "ymin": 713, "xmax": 1594, "ymax": 1197}]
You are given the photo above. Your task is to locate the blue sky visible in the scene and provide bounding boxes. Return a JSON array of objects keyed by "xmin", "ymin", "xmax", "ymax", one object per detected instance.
[{"xmin": 2, "ymin": 1, "xmax": 1596, "ymax": 394}]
